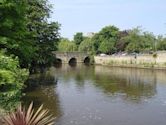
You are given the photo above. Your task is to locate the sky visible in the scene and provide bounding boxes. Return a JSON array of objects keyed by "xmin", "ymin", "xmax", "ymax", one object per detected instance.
[{"xmin": 49, "ymin": 0, "xmax": 166, "ymax": 39}]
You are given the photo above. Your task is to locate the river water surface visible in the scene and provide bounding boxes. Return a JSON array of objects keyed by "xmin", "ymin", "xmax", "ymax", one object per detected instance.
[{"xmin": 22, "ymin": 64, "xmax": 166, "ymax": 125}]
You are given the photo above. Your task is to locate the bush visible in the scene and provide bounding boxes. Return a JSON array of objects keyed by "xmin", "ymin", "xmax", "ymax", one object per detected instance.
[
  {"xmin": 2, "ymin": 102, "xmax": 55, "ymax": 125},
  {"xmin": 0, "ymin": 51, "xmax": 29, "ymax": 112},
  {"xmin": 0, "ymin": 51, "xmax": 29, "ymax": 90}
]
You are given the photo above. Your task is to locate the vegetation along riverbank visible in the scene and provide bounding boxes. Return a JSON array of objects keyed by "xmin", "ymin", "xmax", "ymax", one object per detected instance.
[{"xmin": 0, "ymin": 0, "xmax": 60, "ymax": 113}]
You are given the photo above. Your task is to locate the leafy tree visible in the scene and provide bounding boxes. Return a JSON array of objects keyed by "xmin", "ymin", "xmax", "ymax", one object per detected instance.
[
  {"xmin": 141, "ymin": 32, "xmax": 155, "ymax": 52},
  {"xmin": 74, "ymin": 32, "xmax": 84, "ymax": 46},
  {"xmin": 0, "ymin": 0, "xmax": 26, "ymax": 38},
  {"xmin": 26, "ymin": 0, "xmax": 60, "ymax": 67},
  {"xmin": 0, "ymin": 0, "xmax": 60, "ymax": 111},
  {"xmin": 98, "ymin": 25, "xmax": 119, "ymax": 40},
  {"xmin": 90, "ymin": 33, "xmax": 101, "ymax": 53},
  {"xmin": 98, "ymin": 38, "xmax": 116, "ymax": 54},
  {"xmin": 78, "ymin": 38, "xmax": 95, "ymax": 54},
  {"xmin": 0, "ymin": 0, "xmax": 60, "ymax": 68},
  {"xmin": 115, "ymin": 30, "xmax": 129, "ymax": 52},
  {"xmin": 157, "ymin": 37, "xmax": 166, "ymax": 50},
  {"xmin": 91, "ymin": 25, "xmax": 119, "ymax": 54},
  {"xmin": 0, "ymin": 1, "xmax": 30, "ymax": 111},
  {"xmin": 124, "ymin": 27, "xmax": 154, "ymax": 53},
  {"xmin": 0, "ymin": 0, "xmax": 33, "ymax": 68},
  {"xmin": 58, "ymin": 38, "xmax": 77, "ymax": 52}
]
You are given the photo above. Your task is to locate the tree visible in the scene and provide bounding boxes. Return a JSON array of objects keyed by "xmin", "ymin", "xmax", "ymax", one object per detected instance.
[
  {"xmin": 0, "ymin": 1, "xmax": 30, "ymax": 110},
  {"xmin": 74, "ymin": 32, "xmax": 84, "ymax": 46},
  {"xmin": 98, "ymin": 38, "xmax": 116, "ymax": 54},
  {"xmin": 58, "ymin": 38, "xmax": 77, "ymax": 52},
  {"xmin": 157, "ymin": 37, "xmax": 166, "ymax": 50},
  {"xmin": 124, "ymin": 27, "xmax": 154, "ymax": 53},
  {"xmin": 0, "ymin": 0, "xmax": 60, "ymax": 68},
  {"xmin": 141, "ymin": 32, "xmax": 155, "ymax": 52},
  {"xmin": 78, "ymin": 38, "xmax": 95, "ymax": 54},
  {"xmin": 90, "ymin": 33, "xmax": 101, "ymax": 53},
  {"xmin": 115, "ymin": 30, "xmax": 129, "ymax": 52},
  {"xmin": 98, "ymin": 25, "xmax": 119, "ymax": 40},
  {"xmin": 90, "ymin": 25, "xmax": 119, "ymax": 54},
  {"xmin": 25, "ymin": 0, "xmax": 60, "ymax": 67},
  {"xmin": 0, "ymin": 0, "xmax": 33, "ymax": 68},
  {"xmin": 0, "ymin": 0, "xmax": 26, "ymax": 38}
]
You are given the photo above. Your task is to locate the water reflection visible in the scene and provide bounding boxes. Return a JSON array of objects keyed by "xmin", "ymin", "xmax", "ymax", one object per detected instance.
[
  {"xmin": 52, "ymin": 64, "xmax": 95, "ymax": 89},
  {"xmin": 50, "ymin": 65, "xmax": 157, "ymax": 103},
  {"xmin": 22, "ymin": 64, "xmax": 166, "ymax": 125},
  {"xmin": 22, "ymin": 71, "xmax": 62, "ymax": 117},
  {"xmin": 94, "ymin": 66, "xmax": 157, "ymax": 103}
]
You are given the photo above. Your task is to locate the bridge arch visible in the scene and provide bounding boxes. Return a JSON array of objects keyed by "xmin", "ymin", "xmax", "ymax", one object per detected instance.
[
  {"xmin": 54, "ymin": 58, "xmax": 62, "ymax": 67},
  {"xmin": 55, "ymin": 58, "xmax": 62, "ymax": 64},
  {"xmin": 84, "ymin": 56, "xmax": 90, "ymax": 64},
  {"xmin": 69, "ymin": 57, "xmax": 77, "ymax": 64}
]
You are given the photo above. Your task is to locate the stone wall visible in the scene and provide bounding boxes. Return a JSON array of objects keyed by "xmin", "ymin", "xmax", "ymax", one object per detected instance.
[{"xmin": 94, "ymin": 52, "xmax": 166, "ymax": 69}]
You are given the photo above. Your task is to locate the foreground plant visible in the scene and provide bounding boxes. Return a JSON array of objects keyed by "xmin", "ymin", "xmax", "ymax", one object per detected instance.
[{"xmin": 3, "ymin": 102, "xmax": 55, "ymax": 125}]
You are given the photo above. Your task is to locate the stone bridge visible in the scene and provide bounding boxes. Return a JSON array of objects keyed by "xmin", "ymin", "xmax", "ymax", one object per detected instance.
[{"xmin": 52, "ymin": 51, "xmax": 90, "ymax": 64}]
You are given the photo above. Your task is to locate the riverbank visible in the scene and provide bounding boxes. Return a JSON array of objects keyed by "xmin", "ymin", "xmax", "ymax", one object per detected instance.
[{"xmin": 94, "ymin": 52, "xmax": 166, "ymax": 69}]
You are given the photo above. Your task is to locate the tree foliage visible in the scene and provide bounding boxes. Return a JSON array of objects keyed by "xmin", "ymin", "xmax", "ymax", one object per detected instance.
[
  {"xmin": 124, "ymin": 28, "xmax": 155, "ymax": 53},
  {"xmin": 74, "ymin": 26, "xmax": 161, "ymax": 54},
  {"xmin": 0, "ymin": 0, "xmax": 60, "ymax": 68},
  {"xmin": 0, "ymin": 51, "xmax": 29, "ymax": 112},
  {"xmin": 74, "ymin": 32, "xmax": 84, "ymax": 46},
  {"xmin": 58, "ymin": 38, "xmax": 77, "ymax": 52},
  {"xmin": 78, "ymin": 38, "xmax": 95, "ymax": 54},
  {"xmin": 25, "ymin": 0, "xmax": 60, "ymax": 67},
  {"xmin": 115, "ymin": 30, "xmax": 129, "ymax": 51},
  {"xmin": 90, "ymin": 25, "xmax": 119, "ymax": 54},
  {"xmin": 157, "ymin": 37, "xmax": 166, "ymax": 50},
  {"xmin": 0, "ymin": 0, "xmax": 60, "ymax": 111},
  {"xmin": 0, "ymin": 0, "xmax": 30, "ymax": 67},
  {"xmin": 98, "ymin": 38, "xmax": 116, "ymax": 54}
]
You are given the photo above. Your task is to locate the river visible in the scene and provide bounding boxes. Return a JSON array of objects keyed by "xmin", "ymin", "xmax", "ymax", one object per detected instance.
[{"xmin": 22, "ymin": 64, "xmax": 166, "ymax": 125}]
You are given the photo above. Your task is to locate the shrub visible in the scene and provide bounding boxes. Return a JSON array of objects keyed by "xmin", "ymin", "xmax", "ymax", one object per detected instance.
[
  {"xmin": 3, "ymin": 102, "xmax": 55, "ymax": 125},
  {"xmin": 0, "ymin": 51, "xmax": 29, "ymax": 112}
]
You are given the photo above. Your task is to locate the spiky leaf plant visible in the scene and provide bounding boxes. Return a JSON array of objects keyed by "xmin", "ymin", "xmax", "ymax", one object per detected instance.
[{"xmin": 3, "ymin": 102, "xmax": 55, "ymax": 125}]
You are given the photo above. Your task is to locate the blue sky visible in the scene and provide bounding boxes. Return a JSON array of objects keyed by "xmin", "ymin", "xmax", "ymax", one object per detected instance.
[{"xmin": 49, "ymin": 0, "xmax": 166, "ymax": 39}]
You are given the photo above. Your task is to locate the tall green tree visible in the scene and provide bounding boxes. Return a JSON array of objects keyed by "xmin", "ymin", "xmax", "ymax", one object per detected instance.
[
  {"xmin": 91, "ymin": 25, "xmax": 119, "ymax": 54},
  {"xmin": 0, "ymin": 0, "xmax": 60, "ymax": 111},
  {"xmin": 124, "ymin": 28, "xmax": 154, "ymax": 53},
  {"xmin": 0, "ymin": 0, "xmax": 33, "ymax": 67},
  {"xmin": 98, "ymin": 38, "xmax": 116, "ymax": 54},
  {"xmin": 58, "ymin": 38, "xmax": 77, "ymax": 52},
  {"xmin": 74, "ymin": 32, "xmax": 84, "ymax": 46},
  {"xmin": 157, "ymin": 37, "xmax": 166, "ymax": 50},
  {"xmin": 0, "ymin": 0, "xmax": 26, "ymax": 38},
  {"xmin": 78, "ymin": 38, "xmax": 95, "ymax": 54},
  {"xmin": 0, "ymin": 0, "xmax": 60, "ymax": 68},
  {"xmin": 26, "ymin": 0, "xmax": 60, "ymax": 67},
  {"xmin": 115, "ymin": 30, "xmax": 129, "ymax": 52}
]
